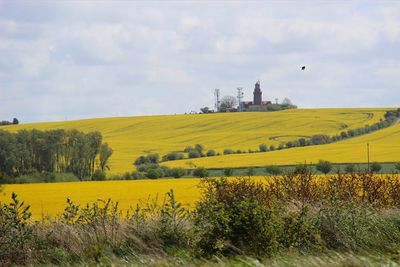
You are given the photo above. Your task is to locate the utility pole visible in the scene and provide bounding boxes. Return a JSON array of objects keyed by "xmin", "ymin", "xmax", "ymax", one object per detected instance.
[
  {"xmin": 214, "ymin": 88, "xmax": 220, "ymax": 112},
  {"xmin": 367, "ymin": 143, "xmax": 370, "ymax": 173},
  {"xmin": 237, "ymin": 87, "xmax": 244, "ymax": 112}
]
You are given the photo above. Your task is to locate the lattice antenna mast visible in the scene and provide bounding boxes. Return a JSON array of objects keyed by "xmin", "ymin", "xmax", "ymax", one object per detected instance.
[
  {"xmin": 237, "ymin": 87, "xmax": 244, "ymax": 112},
  {"xmin": 214, "ymin": 88, "xmax": 220, "ymax": 112}
]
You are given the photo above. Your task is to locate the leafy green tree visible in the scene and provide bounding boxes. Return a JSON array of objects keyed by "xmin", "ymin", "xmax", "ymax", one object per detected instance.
[
  {"xmin": 219, "ymin": 95, "xmax": 237, "ymax": 112},
  {"xmin": 162, "ymin": 152, "xmax": 184, "ymax": 161},
  {"xmin": 0, "ymin": 129, "xmax": 110, "ymax": 180},
  {"xmin": 99, "ymin": 143, "xmax": 113, "ymax": 173},
  {"xmin": 298, "ymin": 138, "xmax": 307, "ymax": 146},
  {"xmin": 147, "ymin": 153, "xmax": 160, "ymax": 164},
  {"xmin": 183, "ymin": 146, "xmax": 193, "ymax": 153},
  {"xmin": 194, "ymin": 144, "xmax": 205, "ymax": 155},
  {"xmin": 223, "ymin": 149, "xmax": 234, "ymax": 155},
  {"xmin": 12, "ymin": 118, "xmax": 19, "ymax": 125},
  {"xmin": 169, "ymin": 168, "xmax": 186, "ymax": 178},
  {"xmin": 265, "ymin": 165, "xmax": 282, "ymax": 175},
  {"xmin": 206, "ymin": 150, "xmax": 216, "ymax": 156},
  {"xmin": 316, "ymin": 160, "xmax": 332, "ymax": 174},
  {"xmin": 134, "ymin": 153, "xmax": 160, "ymax": 166},
  {"xmin": 293, "ymin": 164, "xmax": 312, "ymax": 175},
  {"xmin": 92, "ymin": 169, "xmax": 106, "ymax": 181},
  {"xmin": 259, "ymin": 143, "xmax": 268, "ymax": 152},
  {"xmin": 311, "ymin": 134, "xmax": 330, "ymax": 145},
  {"xmin": 146, "ymin": 167, "xmax": 164, "ymax": 179},
  {"xmin": 200, "ymin": 107, "xmax": 210, "ymax": 113},
  {"xmin": 0, "ymin": 130, "xmax": 18, "ymax": 176},
  {"xmin": 188, "ymin": 150, "xmax": 201, "ymax": 158},
  {"xmin": 193, "ymin": 167, "xmax": 209, "ymax": 178}
]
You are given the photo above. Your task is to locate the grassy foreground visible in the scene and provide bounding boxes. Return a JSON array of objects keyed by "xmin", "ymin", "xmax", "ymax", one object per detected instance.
[
  {"xmin": 2, "ymin": 108, "xmax": 389, "ymax": 174},
  {"xmin": 2, "ymin": 172, "xmax": 400, "ymax": 266}
]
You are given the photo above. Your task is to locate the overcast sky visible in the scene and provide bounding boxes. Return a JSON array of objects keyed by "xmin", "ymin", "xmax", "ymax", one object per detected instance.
[{"xmin": 1, "ymin": 1, "xmax": 400, "ymax": 123}]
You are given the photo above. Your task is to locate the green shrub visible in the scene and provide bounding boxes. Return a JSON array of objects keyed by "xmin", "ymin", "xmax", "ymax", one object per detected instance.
[
  {"xmin": 145, "ymin": 168, "xmax": 164, "ymax": 179},
  {"xmin": 194, "ymin": 178, "xmax": 321, "ymax": 257},
  {"xmin": 183, "ymin": 146, "xmax": 193, "ymax": 153},
  {"xmin": 259, "ymin": 143, "xmax": 267, "ymax": 152},
  {"xmin": 162, "ymin": 152, "xmax": 184, "ymax": 161},
  {"xmin": 206, "ymin": 150, "xmax": 216, "ymax": 156},
  {"xmin": 315, "ymin": 195, "xmax": 400, "ymax": 252},
  {"xmin": 92, "ymin": 170, "xmax": 106, "ymax": 181},
  {"xmin": 293, "ymin": 164, "xmax": 313, "ymax": 175},
  {"xmin": 223, "ymin": 149, "xmax": 234, "ymax": 155},
  {"xmin": 193, "ymin": 167, "xmax": 209, "ymax": 178},
  {"xmin": 265, "ymin": 165, "xmax": 282, "ymax": 175},
  {"xmin": 134, "ymin": 153, "xmax": 160, "ymax": 165},
  {"xmin": 169, "ymin": 168, "xmax": 186, "ymax": 178},
  {"xmin": 122, "ymin": 172, "xmax": 131, "ymax": 180},
  {"xmin": 0, "ymin": 193, "xmax": 35, "ymax": 265},
  {"xmin": 159, "ymin": 190, "xmax": 191, "ymax": 246},
  {"xmin": 311, "ymin": 134, "xmax": 330, "ymax": 145},
  {"xmin": 316, "ymin": 160, "xmax": 332, "ymax": 174},
  {"xmin": 188, "ymin": 150, "xmax": 201, "ymax": 158},
  {"xmin": 131, "ymin": 171, "xmax": 145, "ymax": 180},
  {"xmin": 194, "ymin": 144, "xmax": 205, "ymax": 155}
]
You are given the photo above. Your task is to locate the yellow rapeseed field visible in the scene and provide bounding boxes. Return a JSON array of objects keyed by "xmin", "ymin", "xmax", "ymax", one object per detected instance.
[
  {"xmin": 2, "ymin": 108, "xmax": 390, "ymax": 174},
  {"xmin": 0, "ymin": 179, "xmax": 202, "ymax": 220},
  {"xmin": 163, "ymin": 123, "xmax": 400, "ymax": 169}
]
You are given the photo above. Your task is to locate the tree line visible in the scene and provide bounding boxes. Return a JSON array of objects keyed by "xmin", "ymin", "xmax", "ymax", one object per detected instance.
[
  {"xmin": 0, "ymin": 129, "xmax": 112, "ymax": 180},
  {"xmin": 0, "ymin": 118, "xmax": 19, "ymax": 126}
]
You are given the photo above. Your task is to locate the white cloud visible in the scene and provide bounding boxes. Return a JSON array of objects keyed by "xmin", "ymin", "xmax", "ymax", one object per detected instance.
[{"xmin": 0, "ymin": 1, "xmax": 399, "ymax": 122}]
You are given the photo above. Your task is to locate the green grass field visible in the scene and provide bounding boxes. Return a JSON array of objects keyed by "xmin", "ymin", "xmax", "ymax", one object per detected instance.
[{"xmin": 3, "ymin": 108, "xmax": 392, "ymax": 174}]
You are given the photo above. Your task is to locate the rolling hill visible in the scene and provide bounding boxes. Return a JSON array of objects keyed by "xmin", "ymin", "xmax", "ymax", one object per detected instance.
[
  {"xmin": 2, "ymin": 108, "xmax": 392, "ymax": 174},
  {"xmin": 163, "ymin": 122, "xmax": 400, "ymax": 169}
]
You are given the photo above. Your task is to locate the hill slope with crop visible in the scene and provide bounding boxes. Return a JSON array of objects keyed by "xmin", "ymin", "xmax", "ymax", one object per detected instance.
[
  {"xmin": 163, "ymin": 122, "xmax": 400, "ymax": 169},
  {"xmin": 3, "ymin": 108, "xmax": 390, "ymax": 174}
]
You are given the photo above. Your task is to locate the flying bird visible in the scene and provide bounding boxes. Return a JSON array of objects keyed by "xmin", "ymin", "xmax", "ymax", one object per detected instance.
[{"xmin": 301, "ymin": 66, "xmax": 306, "ymax": 70}]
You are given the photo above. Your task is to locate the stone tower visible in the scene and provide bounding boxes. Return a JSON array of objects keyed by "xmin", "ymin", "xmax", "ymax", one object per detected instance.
[{"xmin": 253, "ymin": 80, "xmax": 262, "ymax": 105}]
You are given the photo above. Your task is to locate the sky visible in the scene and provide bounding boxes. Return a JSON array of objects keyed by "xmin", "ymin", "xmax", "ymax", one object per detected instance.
[{"xmin": 1, "ymin": 1, "xmax": 400, "ymax": 123}]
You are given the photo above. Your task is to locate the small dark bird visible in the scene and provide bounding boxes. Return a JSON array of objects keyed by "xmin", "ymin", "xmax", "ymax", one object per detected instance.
[{"xmin": 301, "ymin": 66, "xmax": 306, "ymax": 70}]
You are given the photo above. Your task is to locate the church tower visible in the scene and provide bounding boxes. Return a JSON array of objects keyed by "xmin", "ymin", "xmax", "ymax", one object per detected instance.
[{"xmin": 253, "ymin": 80, "xmax": 262, "ymax": 105}]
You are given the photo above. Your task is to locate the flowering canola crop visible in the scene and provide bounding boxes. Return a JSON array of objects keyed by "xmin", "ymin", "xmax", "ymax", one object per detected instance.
[
  {"xmin": 163, "ymin": 123, "xmax": 400, "ymax": 169},
  {"xmin": 3, "ymin": 108, "xmax": 390, "ymax": 174},
  {"xmin": 0, "ymin": 179, "xmax": 202, "ymax": 220}
]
